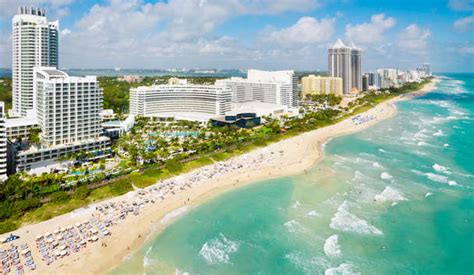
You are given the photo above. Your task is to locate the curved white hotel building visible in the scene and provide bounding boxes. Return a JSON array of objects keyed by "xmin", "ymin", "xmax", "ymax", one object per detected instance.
[
  {"xmin": 216, "ymin": 70, "xmax": 298, "ymax": 108},
  {"xmin": 129, "ymin": 85, "xmax": 232, "ymax": 121}
]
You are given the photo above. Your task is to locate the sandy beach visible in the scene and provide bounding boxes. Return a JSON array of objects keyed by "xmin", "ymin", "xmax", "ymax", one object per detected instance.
[{"xmin": 0, "ymin": 78, "xmax": 439, "ymax": 275}]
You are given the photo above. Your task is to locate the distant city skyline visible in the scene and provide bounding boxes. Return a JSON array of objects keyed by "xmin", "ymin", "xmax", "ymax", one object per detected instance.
[{"xmin": 0, "ymin": 0, "xmax": 473, "ymax": 72}]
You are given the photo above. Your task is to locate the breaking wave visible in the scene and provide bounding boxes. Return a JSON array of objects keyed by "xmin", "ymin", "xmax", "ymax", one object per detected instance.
[
  {"xmin": 323, "ymin": 235, "xmax": 341, "ymax": 257},
  {"xmin": 372, "ymin": 162, "xmax": 384, "ymax": 169},
  {"xmin": 432, "ymin": 163, "xmax": 452, "ymax": 174},
  {"xmin": 325, "ymin": 263, "xmax": 360, "ymax": 275},
  {"xmin": 199, "ymin": 233, "xmax": 240, "ymax": 265},
  {"xmin": 433, "ymin": 129, "xmax": 445, "ymax": 136},
  {"xmin": 380, "ymin": 172, "xmax": 393, "ymax": 181},
  {"xmin": 374, "ymin": 187, "xmax": 407, "ymax": 203},
  {"xmin": 329, "ymin": 201, "xmax": 383, "ymax": 235},
  {"xmin": 284, "ymin": 220, "xmax": 305, "ymax": 233},
  {"xmin": 306, "ymin": 210, "xmax": 320, "ymax": 217},
  {"xmin": 425, "ymin": 173, "xmax": 457, "ymax": 186}
]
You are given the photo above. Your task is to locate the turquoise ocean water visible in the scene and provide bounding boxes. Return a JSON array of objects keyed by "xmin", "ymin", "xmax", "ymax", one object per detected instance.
[{"xmin": 113, "ymin": 74, "xmax": 474, "ymax": 274}]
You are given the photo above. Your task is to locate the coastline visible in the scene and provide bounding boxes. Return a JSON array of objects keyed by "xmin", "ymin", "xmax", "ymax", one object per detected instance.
[{"xmin": 0, "ymin": 78, "xmax": 439, "ymax": 275}]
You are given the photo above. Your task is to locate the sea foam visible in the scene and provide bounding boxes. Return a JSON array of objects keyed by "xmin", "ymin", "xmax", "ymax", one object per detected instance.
[
  {"xmin": 374, "ymin": 187, "xmax": 407, "ymax": 203},
  {"xmin": 199, "ymin": 233, "xmax": 239, "ymax": 265},
  {"xmin": 433, "ymin": 129, "xmax": 445, "ymax": 136},
  {"xmin": 323, "ymin": 235, "xmax": 341, "ymax": 257},
  {"xmin": 325, "ymin": 263, "xmax": 359, "ymax": 275},
  {"xmin": 143, "ymin": 246, "xmax": 154, "ymax": 267},
  {"xmin": 284, "ymin": 220, "xmax": 305, "ymax": 233},
  {"xmin": 425, "ymin": 173, "xmax": 458, "ymax": 186},
  {"xmin": 161, "ymin": 206, "xmax": 189, "ymax": 224},
  {"xmin": 306, "ymin": 210, "xmax": 320, "ymax": 217},
  {"xmin": 372, "ymin": 162, "xmax": 384, "ymax": 169},
  {"xmin": 330, "ymin": 201, "xmax": 383, "ymax": 235},
  {"xmin": 380, "ymin": 172, "xmax": 393, "ymax": 181},
  {"xmin": 432, "ymin": 163, "xmax": 452, "ymax": 174}
]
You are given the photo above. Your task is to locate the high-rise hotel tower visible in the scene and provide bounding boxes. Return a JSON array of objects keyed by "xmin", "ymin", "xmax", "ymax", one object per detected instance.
[
  {"xmin": 12, "ymin": 6, "xmax": 59, "ymax": 117},
  {"xmin": 328, "ymin": 39, "xmax": 362, "ymax": 95}
]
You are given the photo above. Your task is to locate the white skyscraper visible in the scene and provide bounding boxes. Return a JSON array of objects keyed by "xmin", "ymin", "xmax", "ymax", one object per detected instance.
[
  {"xmin": 423, "ymin": 63, "xmax": 431, "ymax": 77},
  {"xmin": 328, "ymin": 39, "xmax": 362, "ymax": 95},
  {"xmin": 12, "ymin": 6, "xmax": 59, "ymax": 117},
  {"xmin": 0, "ymin": 102, "xmax": 7, "ymax": 181}
]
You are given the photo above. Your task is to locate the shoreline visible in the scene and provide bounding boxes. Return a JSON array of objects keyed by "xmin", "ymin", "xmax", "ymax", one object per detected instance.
[{"xmin": 0, "ymin": 78, "xmax": 439, "ymax": 275}]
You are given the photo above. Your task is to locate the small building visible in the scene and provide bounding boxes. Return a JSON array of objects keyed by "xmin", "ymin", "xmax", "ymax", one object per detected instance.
[
  {"xmin": 168, "ymin": 77, "xmax": 188, "ymax": 85},
  {"xmin": 100, "ymin": 109, "xmax": 116, "ymax": 121},
  {"xmin": 211, "ymin": 112, "xmax": 261, "ymax": 128},
  {"xmin": 118, "ymin": 75, "xmax": 142, "ymax": 83},
  {"xmin": 102, "ymin": 115, "xmax": 135, "ymax": 139}
]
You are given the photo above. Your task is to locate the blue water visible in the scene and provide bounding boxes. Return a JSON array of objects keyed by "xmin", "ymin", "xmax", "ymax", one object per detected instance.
[{"xmin": 113, "ymin": 74, "xmax": 474, "ymax": 274}]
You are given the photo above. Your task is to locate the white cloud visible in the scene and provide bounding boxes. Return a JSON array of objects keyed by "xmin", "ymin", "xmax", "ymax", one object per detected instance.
[
  {"xmin": 262, "ymin": 17, "xmax": 335, "ymax": 46},
  {"xmin": 56, "ymin": 0, "xmax": 322, "ymax": 68},
  {"xmin": 0, "ymin": 0, "xmax": 73, "ymax": 20},
  {"xmin": 398, "ymin": 24, "xmax": 431, "ymax": 53},
  {"xmin": 448, "ymin": 0, "xmax": 474, "ymax": 11},
  {"xmin": 344, "ymin": 13, "xmax": 396, "ymax": 44},
  {"xmin": 452, "ymin": 45, "xmax": 474, "ymax": 54},
  {"xmin": 236, "ymin": 0, "xmax": 319, "ymax": 14},
  {"xmin": 453, "ymin": 15, "xmax": 474, "ymax": 31},
  {"xmin": 60, "ymin": 28, "xmax": 71, "ymax": 36}
]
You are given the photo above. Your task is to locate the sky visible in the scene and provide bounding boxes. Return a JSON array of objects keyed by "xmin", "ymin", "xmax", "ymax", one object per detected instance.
[{"xmin": 0, "ymin": 0, "xmax": 473, "ymax": 72}]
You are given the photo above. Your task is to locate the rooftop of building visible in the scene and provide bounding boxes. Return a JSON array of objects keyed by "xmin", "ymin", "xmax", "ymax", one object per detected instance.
[
  {"xmin": 330, "ymin": 39, "xmax": 362, "ymax": 51},
  {"xmin": 34, "ymin": 67, "xmax": 97, "ymax": 82},
  {"xmin": 131, "ymin": 84, "xmax": 229, "ymax": 92},
  {"xmin": 5, "ymin": 116, "xmax": 38, "ymax": 128}
]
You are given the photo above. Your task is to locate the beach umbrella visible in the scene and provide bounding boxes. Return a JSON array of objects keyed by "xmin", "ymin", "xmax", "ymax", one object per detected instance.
[
  {"xmin": 35, "ymin": 235, "xmax": 43, "ymax": 241},
  {"xmin": 59, "ymin": 245, "xmax": 67, "ymax": 251},
  {"xmin": 21, "ymin": 249, "xmax": 30, "ymax": 255},
  {"xmin": 75, "ymin": 223, "xmax": 81, "ymax": 227},
  {"xmin": 54, "ymin": 229, "xmax": 60, "ymax": 235}
]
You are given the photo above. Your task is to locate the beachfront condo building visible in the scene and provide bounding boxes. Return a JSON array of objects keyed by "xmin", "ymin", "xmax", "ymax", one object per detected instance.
[
  {"xmin": 423, "ymin": 63, "xmax": 431, "ymax": 77},
  {"xmin": 301, "ymin": 75, "xmax": 343, "ymax": 97},
  {"xmin": 129, "ymin": 84, "xmax": 232, "ymax": 122},
  {"xmin": 216, "ymin": 70, "xmax": 298, "ymax": 108},
  {"xmin": 11, "ymin": 6, "xmax": 59, "ymax": 117},
  {"xmin": 11, "ymin": 68, "xmax": 110, "ymax": 173},
  {"xmin": 377, "ymin": 68, "xmax": 399, "ymax": 89},
  {"xmin": 0, "ymin": 103, "xmax": 7, "ymax": 181},
  {"xmin": 34, "ymin": 67, "xmax": 103, "ymax": 146},
  {"xmin": 328, "ymin": 39, "xmax": 362, "ymax": 95}
]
